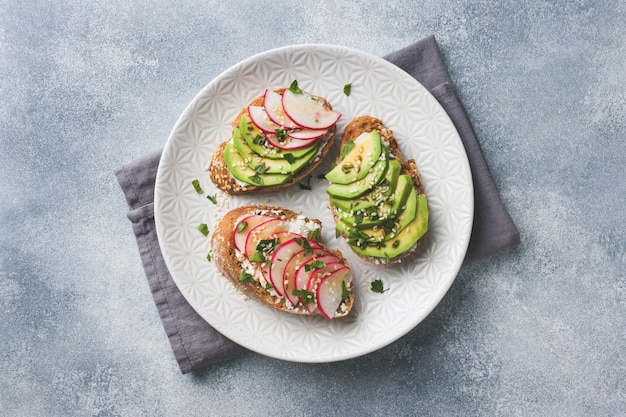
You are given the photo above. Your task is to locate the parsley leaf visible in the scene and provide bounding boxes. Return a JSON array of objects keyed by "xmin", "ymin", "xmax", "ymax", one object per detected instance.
[
  {"xmin": 206, "ymin": 251, "xmax": 212, "ymax": 262},
  {"xmin": 207, "ymin": 194, "xmax": 218, "ymax": 204},
  {"xmin": 236, "ymin": 221, "xmax": 248, "ymax": 233},
  {"xmin": 292, "ymin": 289, "xmax": 315, "ymax": 305},
  {"xmin": 249, "ymin": 251, "xmax": 265, "ymax": 263},
  {"xmin": 284, "ymin": 153, "xmax": 296, "ymax": 164},
  {"xmin": 343, "ymin": 83, "xmax": 352, "ymax": 96},
  {"xmin": 339, "ymin": 140, "xmax": 355, "ymax": 160},
  {"xmin": 192, "ymin": 179, "xmax": 203, "ymax": 194},
  {"xmin": 197, "ymin": 223, "xmax": 209, "ymax": 236},
  {"xmin": 248, "ymin": 174, "xmax": 264, "ymax": 185},
  {"xmin": 289, "ymin": 80, "xmax": 302, "ymax": 94},
  {"xmin": 370, "ymin": 279, "xmax": 388, "ymax": 294},
  {"xmin": 239, "ymin": 271, "xmax": 255, "ymax": 283},
  {"xmin": 254, "ymin": 163, "xmax": 268, "ymax": 174},
  {"xmin": 308, "ymin": 229, "xmax": 321, "ymax": 240},
  {"xmin": 274, "ymin": 128, "xmax": 288, "ymax": 143},
  {"xmin": 256, "ymin": 238, "xmax": 279, "ymax": 253},
  {"xmin": 304, "ymin": 260, "xmax": 326, "ymax": 272},
  {"xmin": 294, "ymin": 237, "xmax": 312, "ymax": 255}
]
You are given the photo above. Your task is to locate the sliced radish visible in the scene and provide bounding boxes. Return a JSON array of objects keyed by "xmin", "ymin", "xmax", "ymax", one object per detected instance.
[
  {"xmin": 316, "ymin": 268, "xmax": 352, "ymax": 320},
  {"xmin": 293, "ymin": 254, "xmax": 342, "ymax": 306},
  {"xmin": 233, "ymin": 215, "xmax": 274, "ymax": 253},
  {"xmin": 264, "ymin": 89, "xmax": 298, "ymax": 129},
  {"xmin": 283, "ymin": 246, "xmax": 327, "ymax": 306},
  {"xmin": 269, "ymin": 237, "xmax": 321, "ymax": 297},
  {"xmin": 282, "ymin": 89, "xmax": 341, "ymax": 130},
  {"xmin": 288, "ymin": 128, "xmax": 328, "ymax": 140},
  {"xmin": 304, "ymin": 262, "xmax": 348, "ymax": 314},
  {"xmin": 265, "ymin": 133, "xmax": 319, "ymax": 151},
  {"xmin": 257, "ymin": 231, "xmax": 299, "ymax": 293},
  {"xmin": 244, "ymin": 219, "xmax": 289, "ymax": 258},
  {"xmin": 247, "ymin": 106, "xmax": 281, "ymax": 133}
]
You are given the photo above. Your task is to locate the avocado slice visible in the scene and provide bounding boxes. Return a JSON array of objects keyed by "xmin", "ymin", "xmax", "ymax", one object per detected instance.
[
  {"xmin": 223, "ymin": 141, "xmax": 291, "ymax": 186},
  {"xmin": 232, "ymin": 127, "xmax": 317, "ymax": 174},
  {"xmin": 329, "ymin": 159, "xmax": 403, "ymax": 213},
  {"xmin": 239, "ymin": 115, "xmax": 317, "ymax": 160},
  {"xmin": 325, "ymin": 131, "xmax": 383, "ymax": 184},
  {"xmin": 350, "ymin": 194, "xmax": 428, "ymax": 259},
  {"xmin": 326, "ymin": 157, "xmax": 388, "ymax": 200},
  {"xmin": 335, "ymin": 174, "xmax": 414, "ymax": 229}
]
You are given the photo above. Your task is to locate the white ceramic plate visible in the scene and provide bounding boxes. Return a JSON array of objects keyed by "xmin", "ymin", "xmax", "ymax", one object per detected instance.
[{"xmin": 154, "ymin": 44, "xmax": 473, "ymax": 362}]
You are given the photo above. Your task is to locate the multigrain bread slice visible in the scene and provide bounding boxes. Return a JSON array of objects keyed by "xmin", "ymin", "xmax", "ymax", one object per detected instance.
[
  {"xmin": 210, "ymin": 204, "xmax": 354, "ymax": 319},
  {"xmin": 208, "ymin": 88, "xmax": 337, "ymax": 195},
  {"xmin": 328, "ymin": 116, "xmax": 428, "ymax": 265}
]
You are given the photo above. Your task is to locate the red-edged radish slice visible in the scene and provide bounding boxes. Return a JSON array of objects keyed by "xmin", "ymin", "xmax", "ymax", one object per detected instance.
[
  {"xmin": 264, "ymin": 89, "xmax": 298, "ymax": 129},
  {"xmin": 316, "ymin": 267, "xmax": 352, "ymax": 320},
  {"xmin": 269, "ymin": 237, "xmax": 321, "ymax": 297},
  {"xmin": 265, "ymin": 133, "xmax": 319, "ymax": 150},
  {"xmin": 244, "ymin": 219, "xmax": 289, "ymax": 258},
  {"xmin": 247, "ymin": 106, "xmax": 281, "ymax": 133},
  {"xmin": 305, "ymin": 262, "xmax": 348, "ymax": 314},
  {"xmin": 288, "ymin": 128, "xmax": 328, "ymax": 140},
  {"xmin": 233, "ymin": 215, "xmax": 274, "ymax": 253},
  {"xmin": 257, "ymin": 231, "xmax": 299, "ymax": 293},
  {"xmin": 283, "ymin": 246, "xmax": 327, "ymax": 307},
  {"xmin": 293, "ymin": 255, "xmax": 342, "ymax": 309},
  {"xmin": 282, "ymin": 89, "xmax": 341, "ymax": 130}
]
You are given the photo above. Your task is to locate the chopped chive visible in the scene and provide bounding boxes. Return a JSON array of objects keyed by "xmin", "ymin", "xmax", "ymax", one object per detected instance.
[
  {"xmin": 341, "ymin": 280, "xmax": 348, "ymax": 300},
  {"xmin": 236, "ymin": 222, "xmax": 248, "ymax": 233},
  {"xmin": 284, "ymin": 153, "xmax": 296, "ymax": 165},
  {"xmin": 339, "ymin": 140, "xmax": 355, "ymax": 160},
  {"xmin": 207, "ymin": 194, "xmax": 217, "ymax": 204},
  {"xmin": 343, "ymin": 83, "xmax": 352, "ymax": 96}
]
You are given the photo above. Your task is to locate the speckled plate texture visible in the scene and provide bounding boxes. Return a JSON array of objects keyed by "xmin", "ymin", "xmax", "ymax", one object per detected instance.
[{"xmin": 154, "ymin": 44, "xmax": 474, "ymax": 362}]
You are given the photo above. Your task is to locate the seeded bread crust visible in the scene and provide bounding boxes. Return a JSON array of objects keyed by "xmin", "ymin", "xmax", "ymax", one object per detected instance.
[
  {"xmin": 332, "ymin": 116, "xmax": 427, "ymax": 265},
  {"xmin": 208, "ymin": 89, "xmax": 337, "ymax": 195},
  {"xmin": 210, "ymin": 204, "xmax": 354, "ymax": 317}
]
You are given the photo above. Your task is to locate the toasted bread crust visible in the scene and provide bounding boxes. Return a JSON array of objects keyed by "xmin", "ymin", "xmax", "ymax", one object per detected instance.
[
  {"xmin": 332, "ymin": 116, "xmax": 427, "ymax": 265},
  {"xmin": 209, "ymin": 89, "xmax": 337, "ymax": 195},
  {"xmin": 210, "ymin": 205, "xmax": 354, "ymax": 317}
]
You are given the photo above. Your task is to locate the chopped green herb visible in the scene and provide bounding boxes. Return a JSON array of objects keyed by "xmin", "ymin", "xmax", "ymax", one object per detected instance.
[
  {"xmin": 370, "ymin": 279, "xmax": 388, "ymax": 294},
  {"xmin": 305, "ymin": 260, "xmax": 326, "ymax": 272},
  {"xmin": 298, "ymin": 175, "xmax": 312, "ymax": 190},
  {"xmin": 341, "ymin": 280, "xmax": 348, "ymax": 300},
  {"xmin": 248, "ymin": 174, "xmax": 264, "ymax": 185},
  {"xmin": 197, "ymin": 223, "xmax": 209, "ymax": 236},
  {"xmin": 341, "ymin": 164, "xmax": 353, "ymax": 174},
  {"xmin": 329, "ymin": 161, "xmax": 337, "ymax": 170},
  {"xmin": 392, "ymin": 240, "xmax": 400, "ymax": 248},
  {"xmin": 294, "ymin": 237, "xmax": 312, "ymax": 255},
  {"xmin": 192, "ymin": 179, "xmax": 203, "ymax": 194},
  {"xmin": 308, "ymin": 229, "xmax": 321, "ymax": 240},
  {"xmin": 239, "ymin": 271, "xmax": 254, "ymax": 283},
  {"xmin": 284, "ymin": 153, "xmax": 296, "ymax": 165},
  {"xmin": 207, "ymin": 194, "xmax": 218, "ymax": 204},
  {"xmin": 252, "ymin": 134, "xmax": 265, "ymax": 145},
  {"xmin": 339, "ymin": 140, "xmax": 355, "ymax": 160},
  {"xmin": 343, "ymin": 83, "xmax": 352, "ymax": 96},
  {"xmin": 289, "ymin": 80, "xmax": 302, "ymax": 94},
  {"xmin": 254, "ymin": 163, "xmax": 268, "ymax": 174},
  {"xmin": 274, "ymin": 128, "xmax": 288, "ymax": 143},
  {"xmin": 265, "ymin": 283, "xmax": 274, "ymax": 290},
  {"xmin": 249, "ymin": 251, "xmax": 265, "ymax": 263},
  {"xmin": 354, "ymin": 212, "xmax": 364, "ymax": 225},
  {"xmin": 236, "ymin": 221, "xmax": 248, "ymax": 233},
  {"xmin": 292, "ymin": 288, "xmax": 315, "ymax": 305},
  {"xmin": 335, "ymin": 228, "xmax": 340, "ymax": 238},
  {"xmin": 256, "ymin": 238, "xmax": 279, "ymax": 253},
  {"xmin": 206, "ymin": 251, "xmax": 212, "ymax": 262}
]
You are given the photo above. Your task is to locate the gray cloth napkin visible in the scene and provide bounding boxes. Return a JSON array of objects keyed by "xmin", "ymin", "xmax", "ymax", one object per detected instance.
[{"xmin": 114, "ymin": 35, "xmax": 520, "ymax": 374}]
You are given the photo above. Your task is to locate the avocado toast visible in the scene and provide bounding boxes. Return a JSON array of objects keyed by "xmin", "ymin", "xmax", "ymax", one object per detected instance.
[
  {"xmin": 209, "ymin": 84, "xmax": 340, "ymax": 195},
  {"xmin": 325, "ymin": 116, "xmax": 429, "ymax": 265}
]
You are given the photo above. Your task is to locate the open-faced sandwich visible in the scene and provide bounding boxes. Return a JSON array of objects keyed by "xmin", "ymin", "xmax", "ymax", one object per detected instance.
[
  {"xmin": 210, "ymin": 205, "xmax": 354, "ymax": 320},
  {"xmin": 324, "ymin": 116, "xmax": 429, "ymax": 265},
  {"xmin": 209, "ymin": 82, "xmax": 341, "ymax": 194}
]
